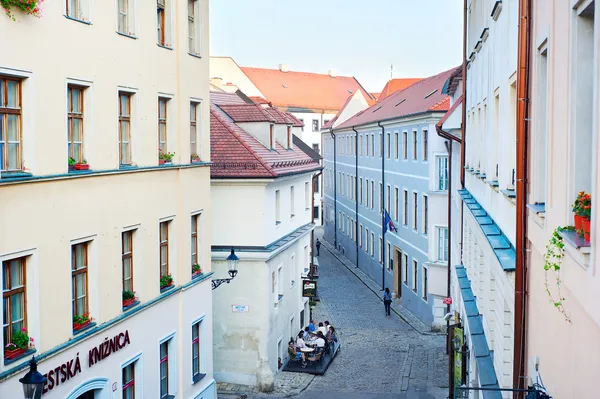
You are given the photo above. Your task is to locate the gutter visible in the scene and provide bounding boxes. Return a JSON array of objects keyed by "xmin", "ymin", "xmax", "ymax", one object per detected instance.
[
  {"xmin": 352, "ymin": 127, "xmax": 360, "ymax": 271},
  {"xmin": 330, "ymin": 128, "xmax": 337, "ymax": 248},
  {"xmin": 514, "ymin": 0, "xmax": 531, "ymax": 394}
]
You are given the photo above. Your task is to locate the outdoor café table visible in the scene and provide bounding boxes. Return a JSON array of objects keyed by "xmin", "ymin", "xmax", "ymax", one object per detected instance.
[{"xmin": 300, "ymin": 347, "xmax": 314, "ymax": 353}]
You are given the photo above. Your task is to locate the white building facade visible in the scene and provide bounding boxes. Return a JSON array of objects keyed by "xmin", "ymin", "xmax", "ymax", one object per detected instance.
[{"xmin": 0, "ymin": 1, "xmax": 216, "ymax": 398}]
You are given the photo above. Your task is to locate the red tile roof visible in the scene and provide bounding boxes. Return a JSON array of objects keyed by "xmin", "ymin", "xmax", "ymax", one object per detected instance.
[
  {"xmin": 336, "ymin": 67, "xmax": 460, "ymax": 130},
  {"xmin": 249, "ymin": 96, "xmax": 271, "ymax": 105},
  {"xmin": 240, "ymin": 67, "xmax": 374, "ymax": 112},
  {"xmin": 210, "ymin": 92, "xmax": 249, "ymax": 105},
  {"xmin": 285, "ymin": 112, "xmax": 305, "ymax": 128},
  {"xmin": 264, "ymin": 107, "xmax": 295, "ymax": 125},
  {"xmin": 218, "ymin": 104, "xmax": 276, "ymax": 123},
  {"xmin": 435, "ymin": 95, "xmax": 463, "ymax": 141},
  {"xmin": 210, "ymin": 98, "xmax": 321, "ymax": 179},
  {"xmin": 377, "ymin": 78, "xmax": 423, "ymax": 101}
]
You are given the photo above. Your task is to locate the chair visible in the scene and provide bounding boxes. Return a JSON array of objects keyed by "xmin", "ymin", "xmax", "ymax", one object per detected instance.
[{"xmin": 307, "ymin": 351, "xmax": 322, "ymax": 367}]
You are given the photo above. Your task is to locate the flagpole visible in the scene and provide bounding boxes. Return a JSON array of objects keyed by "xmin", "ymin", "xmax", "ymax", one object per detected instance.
[{"xmin": 379, "ymin": 122, "xmax": 385, "ymax": 291}]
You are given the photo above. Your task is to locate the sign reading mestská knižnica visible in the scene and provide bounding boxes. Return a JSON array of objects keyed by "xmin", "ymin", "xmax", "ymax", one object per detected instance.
[{"xmin": 41, "ymin": 330, "xmax": 131, "ymax": 394}]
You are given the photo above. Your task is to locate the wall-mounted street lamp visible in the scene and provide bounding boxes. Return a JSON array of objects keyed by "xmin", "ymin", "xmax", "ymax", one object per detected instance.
[
  {"xmin": 19, "ymin": 356, "xmax": 47, "ymax": 399},
  {"xmin": 211, "ymin": 248, "xmax": 239, "ymax": 290}
]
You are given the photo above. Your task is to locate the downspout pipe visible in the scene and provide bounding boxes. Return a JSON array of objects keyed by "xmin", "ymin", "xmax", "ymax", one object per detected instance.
[
  {"xmin": 330, "ymin": 128, "xmax": 337, "ymax": 248},
  {"xmin": 310, "ymin": 170, "xmax": 323, "ymax": 277},
  {"xmin": 353, "ymin": 127, "xmax": 360, "ymax": 270},
  {"xmin": 514, "ymin": 0, "xmax": 531, "ymax": 394},
  {"xmin": 378, "ymin": 121, "xmax": 386, "ymax": 291},
  {"xmin": 460, "ymin": 0, "xmax": 467, "ymax": 189}
]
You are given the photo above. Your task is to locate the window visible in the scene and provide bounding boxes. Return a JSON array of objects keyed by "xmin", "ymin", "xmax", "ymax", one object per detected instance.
[
  {"xmin": 412, "ymin": 260, "xmax": 418, "ymax": 292},
  {"xmin": 191, "ymin": 214, "xmax": 199, "ymax": 271},
  {"xmin": 402, "ymin": 132, "xmax": 408, "ymax": 159},
  {"xmin": 290, "ymin": 186, "xmax": 295, "ymax": 217},
  {"xmin": 403, "ymin": 189, "xmax": 408, "ymax": 225},
  {"xmin": 394, "ymin": 132, "xmax": 399, "ymax": 159},
  {"xmin": 387, "ymin": 242, "xmax": 392, "ymax": 271},
  {"xmin": 371, "ymin": 181, "xmax": 375, "ymax": 210},
  {"xmin": 386, "ymin": 133, "xmax": 391, "ymax": 158},
  {"xmin": 269, "ymin": 125, "xmax": 274, "ymax": 149},
  {"xmin": 422, "ymin": 195, "xmax": 428, "ymax": 235},
  {"xmin": 394, "ymin": 188, "xmax": 399, "ymax": 221},
  {"xmin": 359, "ymin": 225, "xmax": 363, "ymax": 248},
  {"xmin": 118, "ymin": 92, "xmax": 132, "ymax": 165},
  {"xmin": 437, "ymin": 227, "xmax": 449, "ymax": 261},
  {"xmin": 158, "ymin": 98, "xmax": 168, "ymax": 153},
  {"xmin": 299, "ymin": 119, "xmax": 304, "ymax": 132},
  {"xmin": 379, "ymin": 133, "xmax": 383, "ymax": 158},
  {"xmin": 67, "ymin": 85, "xmax": 84, "ymax": 163},
  {"xmin": 188, "ymin": 0, "xmax": 201, "ymax": 54},
  {"xmin": 275, "ymin": 190, "xmax": 281, "ymax": 224},
  {"xmin": 437, "ymin": 156, "xmax": 449, "ymax": 190},
  {"xmin": 160, "ymin": 341, "xmax": 170, "ymax": 398},
  {"xmin": 312, "ymin": 119, "xmax": 319, "ymax": 131},
  {"xmin": 370, "ymin": 134, "xmax": 374, "ymax": 156},
  {"xmin": 159, "ymin": 221, "xmax": 169, "ymax": 278},
  {"xmin": 366, "ymin": 134, "xmax": 369, "ymax": 156},
  {"xmin": 192, "ymin": 320, "xmax": 203, "ymax": 381},
  {"xmin": 305, "ymin": 182, "xmax": 310, "ymax": 210},
  {"xmin": 0, "ymin": 77, "xmax": 22, "ymax": 171},
  {"xmin": 533, "ymin": 48, "xmax": 548, "ymax": 203},
  {"xmin": 379, "ymin": 236, "xmax": 383, "ymax": 264},
  {"xmin": 386, "ymin": 185, "xmax": 391, "ymax": 213},
  {"xmin": 359, "ymin": 178, "xmax": 363, "ymax": 204},
  {"xmin": 314, "ymin": 174, "xmax": 320, "ymax": 193},
  {"xmin": 379, "ymin": 183, "xmax": 383, "ymax": 214},
  {"xmin": 422, "ymin": 267, "xmax": 428, "ymax": 300},
  {"xmin": 365, "ymin": 228, "xmax": 369, "ymax": 253},
  {"xmin": 276, "ymin": 266, "xmax": 283, "ymax": 301},
  {"xmin": 402, "ymin": 254, "xmax": 408, "ymax": 284},
  {"xmin": 66, "ymin": 0, "xmax": 88, "ymax": 21},
  {"xmin": 359, "ymin": 135, "xmax": 363, "ymax": 156},
  {"xmin": 422, "ymin": 130, "xmax": 428, "ymax": 161},
  {"xmin": 122, "ymin": 362, "xmax": 136, "ymax": 398},
  {"xmin": 190, "ymin": 102, "xmax": 199, "ymax": 160},
  {"xmin": 122, "ymin": 231, "xmax": 133, "ymax": 294},
  {"xmin": 413, "ymin": 192, "xmax": 418, "ymax": 231},
  {"xmin": 313, "ymin": 205, "xmax": 319, "ymax": 219},
  {"xmin": 117, "ymin": 0, "xmax": 135, "ymax": 35},
  {"xmin": 72, "ymin": 243, "xmax": 89, "ymax": 321},
  {"xmin": 157, "ymin": 0, "xmax": 167, "ymax": 46},
  {"xmin": 412, "ymin": 131, "xmax": 418, "ymax": 160},
  {"xmin": 2, "ymin": 258, "xmax": 26, "ymax": 350},
  {"xmin": 370, "ymin": 232, "xmax": 375, "ymax": 257}
]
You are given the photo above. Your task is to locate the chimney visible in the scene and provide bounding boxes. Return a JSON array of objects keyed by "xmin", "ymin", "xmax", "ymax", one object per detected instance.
[
  {"xmin": 328, "ymin": 69, "xmax": 337, "ymax": 78},
  {"xmin": 279, "ymin": 64, "xmax": 289, "ymax": 73},
  {"xmin": 210, "ymin": 77, "xmax": 223, "ymax": 88}
]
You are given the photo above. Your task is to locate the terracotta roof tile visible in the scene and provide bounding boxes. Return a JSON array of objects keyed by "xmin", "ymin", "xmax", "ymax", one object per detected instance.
[
  {"xmin": 378, "ymin": 78, "xmax": 423, "ymax": 101},
  {"xmin": 240, "ymin": 67, "xmax": 374, "ymax": 111},
  {"xmin": 210, "ymin": 91, "xmax": 249, "ymax": 105},
  {"xmin": 336, "ymin": 67, "xmax": 460, "ymax": 130},
  {"xmin": 249, "ymin": 96, "xmax": 271, "ymax": 105},
  {"xmin": 217, "ymin": 104, "xmax": 276, "ymax": 123},
  {"xmin": 264, "ymin": 107, "xmax": 295, "ymax": 125}
]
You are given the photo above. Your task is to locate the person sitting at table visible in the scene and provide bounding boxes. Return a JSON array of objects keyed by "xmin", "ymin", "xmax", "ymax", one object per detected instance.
[
  {"xmin": 317, "ymin": 322, "xmax": 327, "ymax": 336},
  {"xmin": 288, "ymin": 340, "xmax": 303, "ymax": 363},
  {"xmin": 308, "ymin": 320, "xmax": 316, "ymax": 332},
  {"xmin": 324, "ymin": 320, "xmax": 330, "ymax": 331},
  {"xmin": 327, "ymin": 326, "xmax": 338, "ymax": 354},
  {"xmin": 315, "ymin": 331, "xmax": 326, "ymax": 349},
  {"xmin": 302, "ymin": 327, "xmax": 311, "ymax": 340},
  {"xmin": 295, "ymin": 332, "xmax": 310, "ymax": 366}
]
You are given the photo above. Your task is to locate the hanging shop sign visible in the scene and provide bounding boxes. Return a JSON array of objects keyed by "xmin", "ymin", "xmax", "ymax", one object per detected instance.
[
  {"xmin": 302, "ymin": 279, "xmax": 317, "ymax": 297},
  {"xmin": 443, "ymin": 297, "xmax": 453, "ymax": 305},
  {"xmin": 42, "ymin": 330, "xmax": 131, "ymax": 394}
]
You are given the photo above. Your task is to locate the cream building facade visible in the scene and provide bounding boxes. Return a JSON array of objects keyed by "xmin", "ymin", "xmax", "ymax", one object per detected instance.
[
  {"xmin": 526, "ymin": 1, "xmax": 600, "ymax": 397},
  {"xmin": 0, "ymin": 1, "xmax": 216, "ymax": 398}
]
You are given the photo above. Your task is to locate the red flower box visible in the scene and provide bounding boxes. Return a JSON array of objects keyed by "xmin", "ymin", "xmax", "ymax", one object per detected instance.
[
  {"xmin": 73, "ymin": 320, "xmax": 90, "ymax": 331},
  {"xmin": 191, "ymin": 157, "xmax": 201, "ymax": 163},
  {"xmin": 74, "ymin": 164, "xmax": 89, "ymax": 170},
  {"xmin": 192, "ymin": 270, "xmax": 202, "ymax": 277},
  {"xmin": 582, "ymin": 217, "xmax": 591, "ymax": 241},
  {"xmin": 123, "ymin": 298, "xmax": 137, "ymax": 308},
  {"xmin": 159, "ymin": 160, "xmax": 166, "ymax": 165},
  {"xmin": 574, "ymin": 215, "xmax": 584, "ymax": 232},
  {"xmin": 4, "ymin": 347, "xmax": 26, "ymax": 360}
]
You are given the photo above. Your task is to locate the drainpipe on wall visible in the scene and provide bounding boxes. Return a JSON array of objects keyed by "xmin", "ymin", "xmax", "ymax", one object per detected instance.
[
  {"xmin": 330, "ymin": 128, "xmax": 337, "ymax": 248},
  {"xmin": 378, "ymin": 122, "xmax": 386, "ymax": 291},
  {"xmin": 353, "ymin": 127, "xmax": 360, "ymax": 269},
  {"xmin": 310, "ymin": 171, "xmax": 323, "ymax": 277},
  {"xmin": 514, "ymin": 0, "xmax": 531, "ymax": 395}
]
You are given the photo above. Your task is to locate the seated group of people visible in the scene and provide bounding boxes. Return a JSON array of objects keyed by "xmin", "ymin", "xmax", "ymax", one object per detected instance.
[{"xmin": 288, "ymin": 319, "xmax": 338, "ymax": 367}]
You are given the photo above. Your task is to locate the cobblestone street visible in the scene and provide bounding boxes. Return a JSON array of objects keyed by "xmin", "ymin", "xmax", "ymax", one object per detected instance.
[{"xmin": 229, "ymin": 228, "xmax": 449, "ymax": 399}]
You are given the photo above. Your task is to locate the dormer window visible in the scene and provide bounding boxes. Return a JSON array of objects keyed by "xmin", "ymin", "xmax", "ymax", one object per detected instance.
[
  {"xmin": 269, "ymin": 124, "xmax": 274, "ymax": 149},
  {"xmin": 287, "ymin": 126, "xmax": 292, "ymax": 149}
]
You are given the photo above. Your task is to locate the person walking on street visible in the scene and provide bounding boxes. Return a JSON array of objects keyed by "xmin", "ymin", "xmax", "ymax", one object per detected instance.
[
  {"xmin": 316, "ymin": 239, "xmax": 321, "ymax": 256},
  {"xmin": 383, "ymin": 287, "xmax": 392, "ymax": 316}
]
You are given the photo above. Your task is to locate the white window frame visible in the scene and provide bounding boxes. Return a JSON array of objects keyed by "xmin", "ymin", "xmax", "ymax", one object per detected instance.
[
  {"xmin": 436, "ymin": 226, "xmax": 449, "ymax": 262},
  {"xmin": 116, "ymin": 0, "xmax": 137, "ymax": 37},
  {"xmin": 436, "ymin": 156, "xmax": 449, "ymax": 191},
  {"xmin": 158, "ymin": 332, "xmax": 177, "ymax": 397},
  {"xmin": 412, "ymin": 260, "xmax": 418, "ymax": 292},
  {"xmin": 187, "ymin": 0, "xmax": 202, "ymax": 56},
  {"xmin": 66, "ymin": 0, "xmax": 91, "ymax": 22},
  {"xmin": 422, "ymin": 194, "xmax": 428, "ymax": 236}
]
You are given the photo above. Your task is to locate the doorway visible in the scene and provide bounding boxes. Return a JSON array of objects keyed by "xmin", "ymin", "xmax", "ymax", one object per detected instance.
[
  {"xmin": 393, "ymin": 247, "xmax": 402, "ymax": 299},
  {"xmin": 76, "ymin": 392, "xmax": 95, "ymax": 399}
]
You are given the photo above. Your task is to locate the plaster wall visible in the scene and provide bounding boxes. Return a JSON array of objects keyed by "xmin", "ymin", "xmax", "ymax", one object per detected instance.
[{"xmin": 210, "ymin": 57, "xmax": 265, "ymax": 98}]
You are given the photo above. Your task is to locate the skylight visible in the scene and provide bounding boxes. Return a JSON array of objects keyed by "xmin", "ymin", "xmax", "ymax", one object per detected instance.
[
  {"xmin": 282, "ymin": 84, "xmax": 288, "ymax": 88},
  {"xmin": 424, "ymin": 89, "xmax": 438, "ymax": 99}
]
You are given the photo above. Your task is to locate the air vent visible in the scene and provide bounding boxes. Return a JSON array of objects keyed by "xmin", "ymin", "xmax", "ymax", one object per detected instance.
[
  {"xmin": 347, "ymin": 89, "xmax": 353, "ymax": 94},
  {"xmin": 282, "ymin": 84, "xmax": 288, "ymax": 88},
  {"xmin": 395, "ymin": 99, "xmax": 406, "ymax": 107},
  {"xmin": 424, "ymin": 90, "xmax": 438, "ymax": 99}
]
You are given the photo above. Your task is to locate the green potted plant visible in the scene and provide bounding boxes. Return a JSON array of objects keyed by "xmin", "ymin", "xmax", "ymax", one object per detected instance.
[
  {"xmin": 192, "ymin": 264, "xmax": 202, "ymax": 277},
  {"xmin": 75, "ymin": 159, "xmax": 89, "ymax": 170},
  {"xmin": 572, "ymin": 191, "xmax": 592, "ymax": 240},
  {"xmin": 1, "ymin": 0, "xmax": 43, "ymax": 21},
  {"xmin": 122, "ymin": 290, "xmax": 137, "ymax": 308},
  {"xmin": 191, "ymin": 153, "xmax": 201, "ymax": 163},
  {"xmin": 160, "ymin": 274, "xmax": 174, "ymax": 289},
  {"xmin": 159, "ymin": 151, "xmax": 175, "ymax": 165},
  {"xmin": 73, "ymin": 313, "xmax": 93, "ymax": 331},
  {"xmin": 68, "ymin": 157, "xmax": 76, "ymax": 171},
  {"xmin": 4, "ymin": 328, "xmax": 30, "ymax": 360}
]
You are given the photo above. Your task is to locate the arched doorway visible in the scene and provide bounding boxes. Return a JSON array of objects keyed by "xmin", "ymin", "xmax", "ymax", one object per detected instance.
[
  {"xmin": 76, "ymin": 392, "xmax": 95, "ymax": 399},
  {"xmin": 65, "ymin": 377, "xmax": 109, "ymax": 399}
]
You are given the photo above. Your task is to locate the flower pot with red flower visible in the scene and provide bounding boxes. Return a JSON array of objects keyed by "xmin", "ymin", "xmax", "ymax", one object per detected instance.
[
  {"xmin": 192, "ymin": 264, "xmax": 202, "ymax": 277},
  {"xmin": 160, "ymin": 274, "xmax": 174, "ymax": 289},
  {"xmin": 75, "ymin": 159, "xmax": 89, "ymax": 170},
  {"xmin": 4, "ymin": 328, "xmax": 31, "ymax": 359},
  {"xmin": 1, "ymin": 0, "xmax": 44, "ymax": 21},
  {"xmin": 159, "ymin": 150, "xmax": 175, "ymax": 165},
  {"xmin": 122, "ymin": 290, "xmax": 138, "ymax": 308},
  {"xmin": 191, "ymin": 153, "xmax": 201, "ymax": 163},
  {"xmin": 73, "ymin": 314, "xmax": 93, "ymax": 331},
  {"xmin": 573, "ymin": 192, "xmax": 592, "ymax": 239}
]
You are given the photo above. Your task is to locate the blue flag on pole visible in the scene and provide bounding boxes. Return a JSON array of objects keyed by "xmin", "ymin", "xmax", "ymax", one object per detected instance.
[{"xmin": 383, "ymin": 210, "xmax": 398, "ymax": 234}]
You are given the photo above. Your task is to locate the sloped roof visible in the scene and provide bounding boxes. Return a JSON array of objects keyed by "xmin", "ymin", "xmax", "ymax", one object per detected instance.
[
  {"xmin": 336, "ymin": 67, "xmax": 460, "ymax": 130},
  {"xmin": 210, "ymin": 91, "xmax": 249, "ymax": 105},
  {"xmin": 249, "ymin": 96, "xmax": 271, "ymax": 105},
  {"xmin": 322, "ymin": 94, "xmax": 354, "ymax": 130},
  {"xmin": 377, "ymin": 78, "xmax": 423, "ymax": 101},
  {"xmin": 264, "ymin": 107, "xmax": 295, "ymax": 125},
  {"xmin": 218, "ymin": 104, "xmax": 276, "ymax": 123},
  {"xmin": 240, "ymin": 67, "xmax": 374, "ymax": 111},
  {"xmin": 285, "ymin": 112, "xmax": 304, "ymax": 128},
  {"xmin": 210, "ymin": 98, "xmax": 321, "ymax": 179}
]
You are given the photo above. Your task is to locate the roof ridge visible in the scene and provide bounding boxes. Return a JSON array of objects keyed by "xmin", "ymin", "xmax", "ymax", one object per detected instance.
[
  {"xmin": 241, "ymin": 66, "xmax": 357, "ymax": 80},
  {"xmin": 211, "ymin": 105, "xmax": 277, "ymax": 177}
]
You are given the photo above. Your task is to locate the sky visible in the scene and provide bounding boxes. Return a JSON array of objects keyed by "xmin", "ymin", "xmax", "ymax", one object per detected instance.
[{"xmin": 210, "ymin": 0, "xmax": 464, "ymax": 93}]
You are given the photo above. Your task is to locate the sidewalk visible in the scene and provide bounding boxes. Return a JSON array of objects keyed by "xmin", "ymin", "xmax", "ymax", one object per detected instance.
[
  {"xmin": 217, "ymin": 372, "xmax": 315, "ymax": 398},
  {"xmin": 320, "ymin": 239, "xmax": 444, "ymax": 336}
]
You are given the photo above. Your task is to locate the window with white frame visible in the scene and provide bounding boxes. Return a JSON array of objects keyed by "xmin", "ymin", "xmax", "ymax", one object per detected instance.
[
  {"xmin": 378, "ymin": 236, "xmax": 383, "ymax": 264},
  {"xmin": 0, "ymin": 76, "xmax": 22, "ymax": 172},
  {"xmin": 312, "ymin": 120, "xmax": 319, "ymax": 131},
  {"xmin": 122, "ymin": 358, "xmax": 138, "ymax": 398},
  {"xmin": 412, "ymin": 192, "xmax": 418, "ymax": 231},
  {"xmin": 437, "ymin": 227, "xmax": 449, "ymax": 261},
  {"xmin": 365, "ymin": 228, "xmax": 369, "ymax": 253},
  {"xmin": 304, "ymin": 182, "xmax": 310, "ymax": 210},
  {"xmin": 394, "ymin": 187, "xmax": 399, "ymax": 221},
  {"xmin": 402, "ymin": 189, "xmax": 408, "ymax": 226},
  {"xmin": 190, "ymin": 102, "xmax": 200, "ymax": 162},
  {"xmin": 117, "ymin": 0, "xmax": 136, "ymax": 36},
  {"xmin": 437, "ymin": 156, "xmax": 449, "ymax": 190},
  {"xmin": 402, "ymin": 132, "xmax": 408, "ymax": 159},
  {"xmin": 159, "ymin": 337, "xmax": 176, "ymax": 398},
  {"xmin": 422, "ymin": 266, "xmax": 428, "ymax": 300},
  {"xmin": 66, "ymin": 0, "xmax": 89, "ymax": 21},
  {"xmin": 370, "ymin": 134, "xmax": 375, "ymax": 156},
  {"xmin": 359, "ymin": 225, "xmax": 363, "ymax": 248},
  {"xmin": 275, "ymin": 190, "xmax": 281, "ymax": 224},
  {"xmin": 188, "ymin": 0, "xmax": 202, "ymax": 55},
  {"xmin": 370, "ymin": 232, "xmax": 374, "ymax": 257},
  {"xmin": 192, "ymin": 319, "xmax": 205, "ymax": 382},
  {"xmin": 387, "ymin": 242, "xmax": 392, "ymax": 271},
  {"xmin": 386, "ymin": 132, "xmax": 391, "ymax": 158},
  {"xmin": 290, "ymin": 186, "xmax": 295, "ymax": 218},
  {"xmin": 394, "ymin": 132, "xmax": 399, "ymax": 159},
  {"xmin": 276, "ymin": 266, "xmax": 283, "ymax": 302},
  {"xmin": 371, "ymin": 181, "xmax": 375, "ymax": 209},
  {"xmin": 366, "ymin": 134, "xmax": 369, "ymax": 155},
  {"xmin": 412, "ymin": 130, "xmax": 418, "ymax": 160},
  {"xmin": 359, "ymin": 178, "xmax": 363, "ymax": 204},
  {"xmin": 412, "ymin": 260, "xmax": 418, "ymax": 292},
  {"xmin": 422, "ymin": 194, "xmax": 428, "ymax": 235},
  {"xmin": 402, "ymin": 253, "xmax": 408, "ymax": 284},
  {"xmin": 533, "ymin": 47, "xmax": 548, "ymax": 203},
  {"xmin": 157, "ymin": 0, "xmax": 172, "ymax": 47},
  {"xmin": 422, "ymin": 129, "xmax": 428, "ymax": 161},
  {"xmin": 379, "ymin": 183, "xmax": 383, "ymax": 214},
  {"xmin": 386, "ymin": 185, "xmax": 391, "ymax": 213}
]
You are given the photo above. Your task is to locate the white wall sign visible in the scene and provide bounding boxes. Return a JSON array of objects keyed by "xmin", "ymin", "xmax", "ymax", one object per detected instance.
[{"xmin": 232, "ymin": 305, "xmax": 249, "ymax": 313}]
